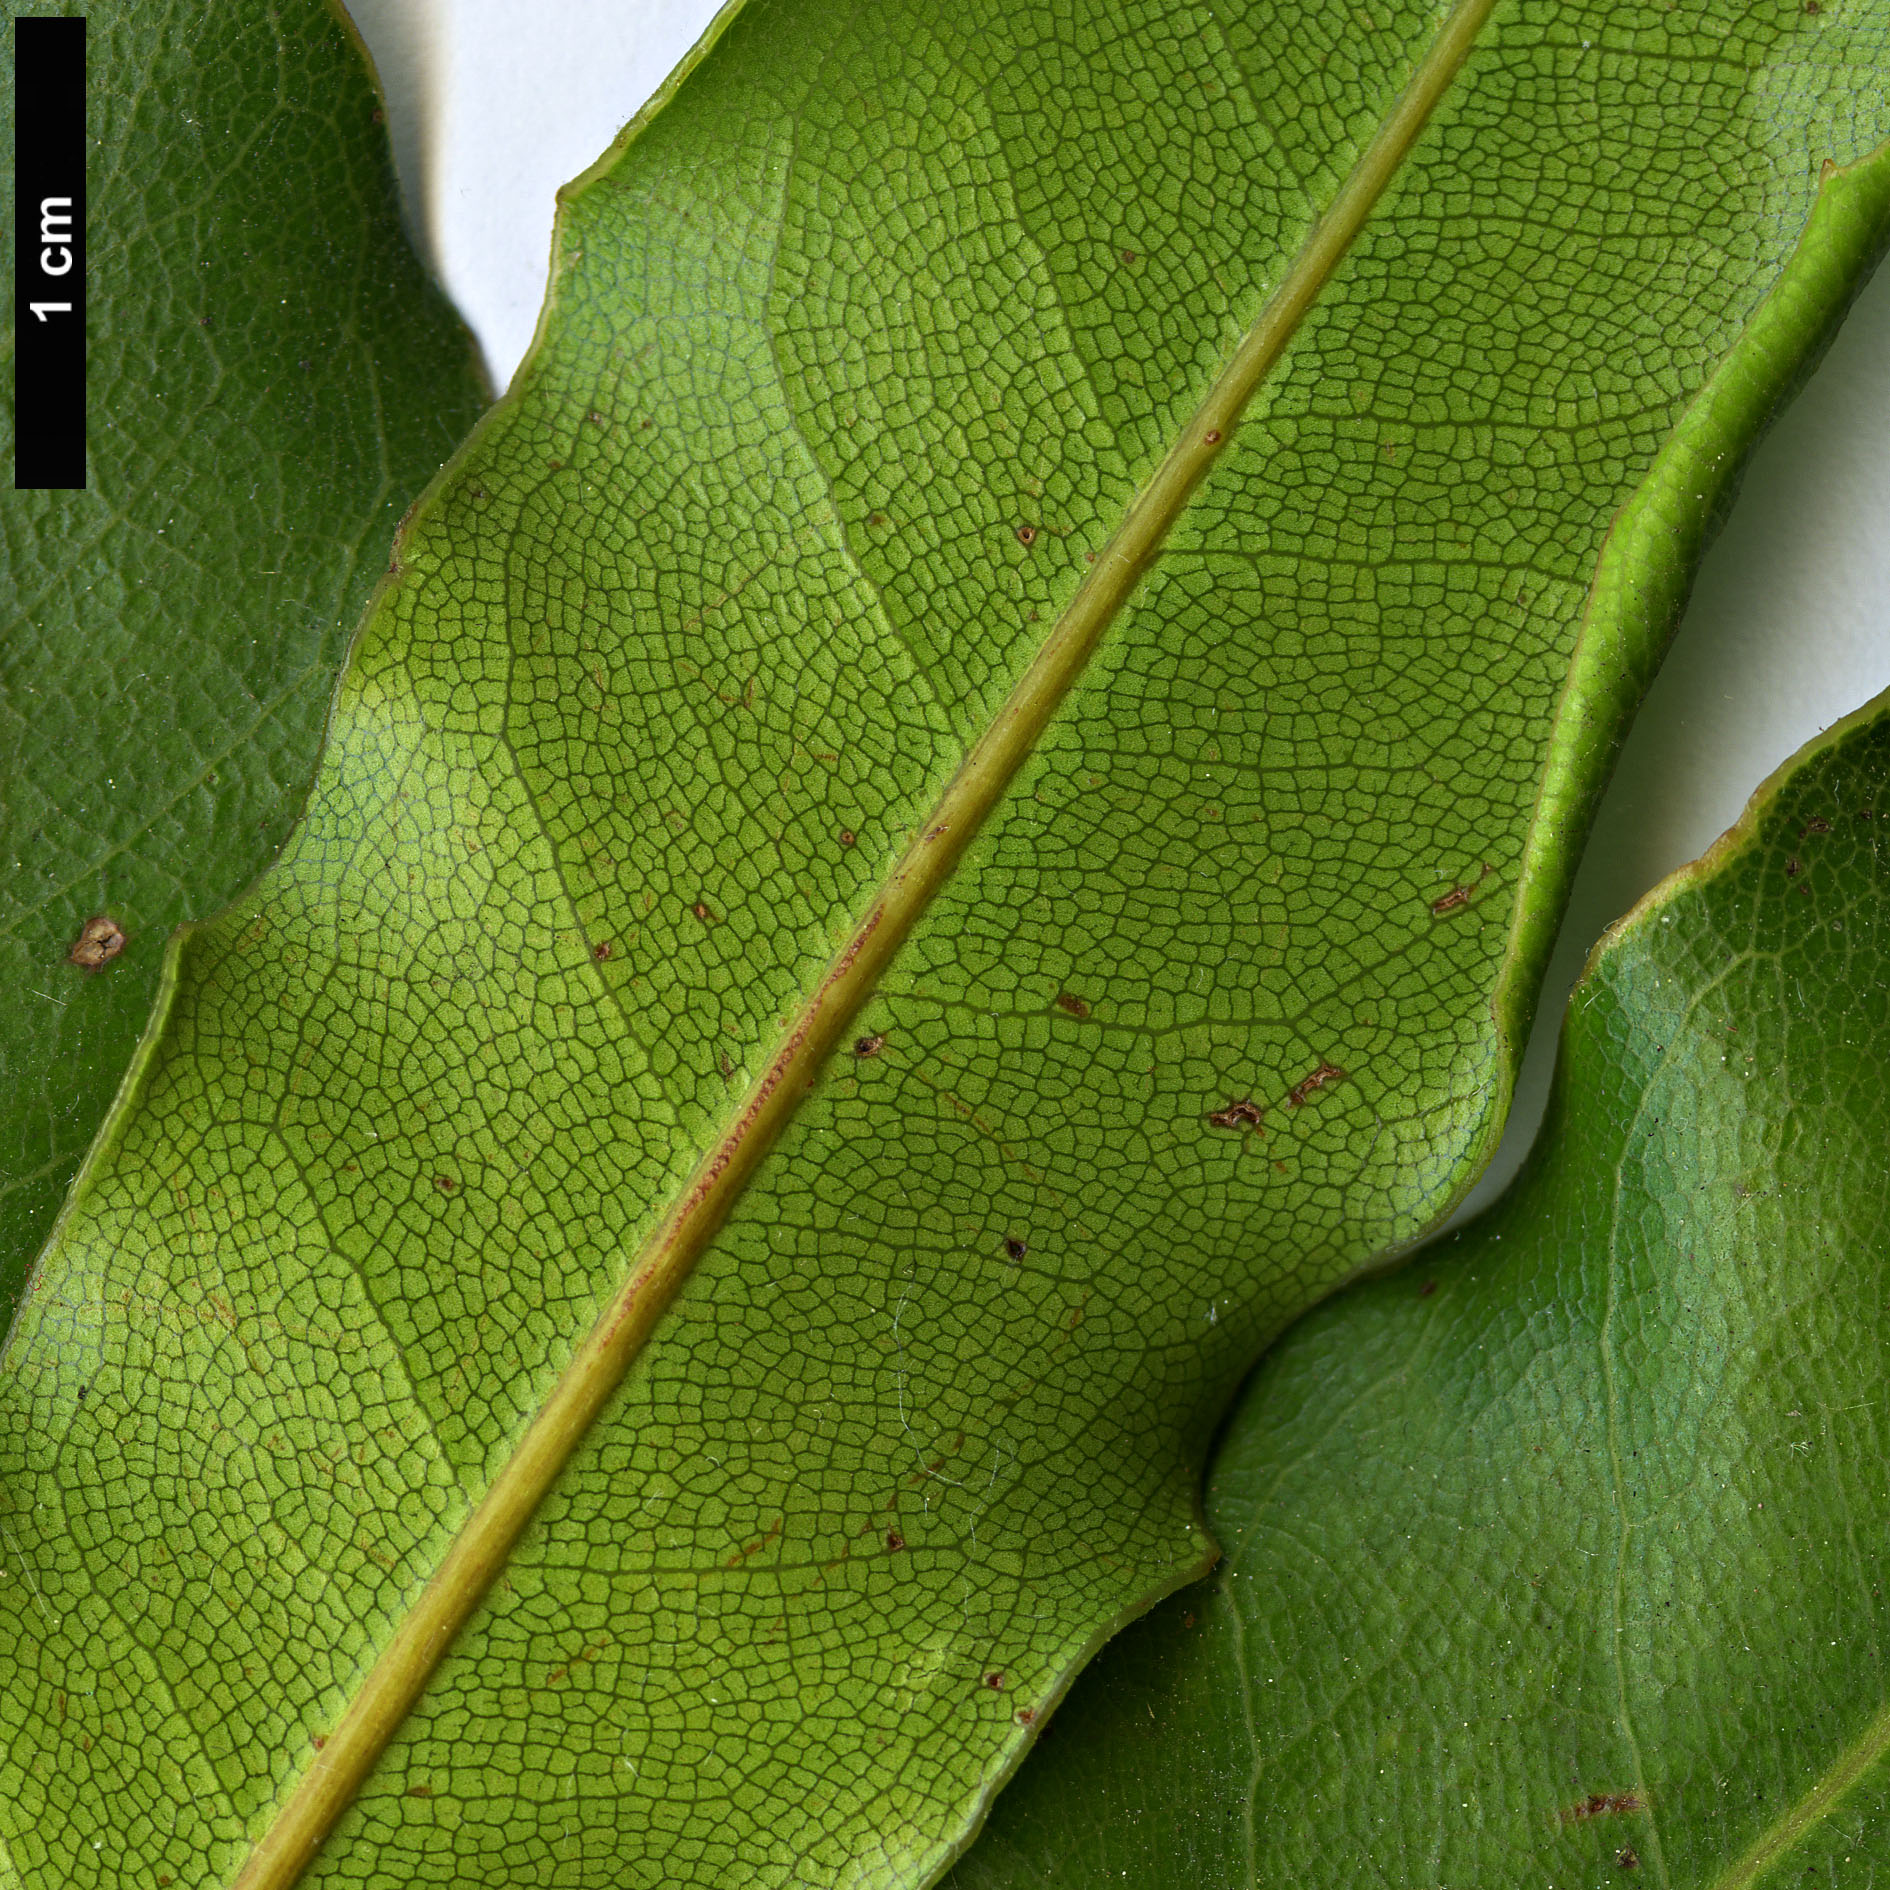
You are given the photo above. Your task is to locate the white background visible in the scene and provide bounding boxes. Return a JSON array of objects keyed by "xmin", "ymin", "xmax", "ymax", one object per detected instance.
[{"xmin": 344, "ymin": 0, "xmax": 1890, "ymax": 1212}]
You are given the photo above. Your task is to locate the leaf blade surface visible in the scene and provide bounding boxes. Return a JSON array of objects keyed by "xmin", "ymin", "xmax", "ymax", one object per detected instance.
[
  {"xmin": 0, "ymin": 0, "xmax": 487, "ymax": 1315},
  {"xmin": 946, "ymin": 679, "xmax": 1890, "ymax": 1889},
  {"xmin": 1, "ymin": 4, "xmax": 1886, "ymax": 1887}
]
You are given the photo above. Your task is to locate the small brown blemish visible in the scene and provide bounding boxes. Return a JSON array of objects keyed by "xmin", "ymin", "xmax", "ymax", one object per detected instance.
[
  {"xmin": 839, "ymin": 828, "xmax": 857, "ymax": 847},
  {"xmin": 1562, "ymin": 1792, "xmax": 1643, "ymax": 1824},
  {"xmin": 983, "ymin": 1671, "xmax": 1005, "ymax": 1690},
  {"xmin": 1004, "ymin": 1237, "xmax": 1029, "ymax": 1262},
  {"xmin": 1207, "ymin": 1099, "xmax": 1264, "ymax": 1131},
  {"xmin": 406, "ymin": 1784, "xmax": 433, "ymax": 1799},
  {"xmin": 591, "ymin": 941, "xmax": 613, "ymax": 961},
  {"xmin": 869, "ymin": 511, "xmax": 888, "ymax": 528},
  {"xmin": 1015, "ymin": 1706, "xmax": 1037, "ymax": 1726},
  {"xmin": 1418, "ymin": 1279, "xmax": 1438, "ymax": 1299},
  {"xmin": 1016, "ymin": 525, "xmax": 1038, "ymax": 546},
  {"xmin": 435, "ymin": 1176, "xmax": 456, "ymax": 1193},
  {"xmin": 586, "ymin": 409, "xmax": 606, "ymax": 426},
  {"xmin": 1286, "ymin": 1062, "xmax": 1346, "ymax": 1108},
  {"xmin": 1204, "ymin": 428, "xmax": 1221, "ymax": 445},
  {"xmin": 546, "ymin": 459, "xmax": 562, "ymax": 471},
  {"xmin": 718, "ymin": 1053, "xmax": 735, "ymax": 1078},
  {"xmin": 1055, "ymin": 992, "xmax": 1091, "ymax": 1019},
  {"xmin": 1120, "ymin": 248, "xmax": 1137, "ymax": 264},
  {"xmin": 1182, "ymin": 1612, "xmax": 1196, "ymax": 1629},
  {"xmin": 67, "ymin": 915, "xmax": 127, "ymax": 970},
  {"xmin": 1785, "ymin": 856, "xmax": 1803, "ymax": 878},
  {"xmin": 886, "ymin": 1530, "xmax": 906, "ymax": 1552},
  {"xmin": 1431, "ymin": 862, "xmax": 1490, "ymax": 917},
  {"xmin": 1617, "ymin": 1849, "xmax": 1640, "ymax": 1872},
  {"xmin": 639, "ymin": 417, "xmax": 652, "ymax": 429},
  {"xmin": 1804, "ymin": 1, "xmax": 1820, "ymax": 12},
  {"xmin": 692, "ymin": 900, "xmax": 714, "ymax": 921},
  {"xmin": 1802, "ymin": 815, "xmax": 1831, "ymax": 836},
  {"xmin": 854, "ymin": 1033, "xmax": 887, "ymax": 1059}
]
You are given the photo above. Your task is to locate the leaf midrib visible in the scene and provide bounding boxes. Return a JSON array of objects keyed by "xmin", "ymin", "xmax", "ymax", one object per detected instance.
[{"xmin": 232, "ymin": 0, "xmax": 1499, "ymax": 1879}]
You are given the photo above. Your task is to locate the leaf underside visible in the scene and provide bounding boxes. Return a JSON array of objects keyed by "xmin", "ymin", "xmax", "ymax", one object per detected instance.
[
  {"xmin": 2, "ymin": 3, "xmax": 1887, "ymax": 1887},
  {"xmin": 0, "ymin": 0, "xmax": 486, "ymax": 1316},
  {"xmin": 950, "ymin": 689, "xmax": 1890, "ymax": 1890}
]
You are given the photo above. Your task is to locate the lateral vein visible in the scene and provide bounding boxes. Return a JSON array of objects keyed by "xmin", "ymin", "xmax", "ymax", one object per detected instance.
[{"xmin": 1707, "ymin": 1698, "xmax": 1890, "ymax": 1890}]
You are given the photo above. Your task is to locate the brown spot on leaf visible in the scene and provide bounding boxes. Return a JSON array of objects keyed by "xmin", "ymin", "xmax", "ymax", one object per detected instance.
[
  {"xmin": 1785, "ymin": 856, "xmax": 1802, "ymax": 878},
  {"xmin": 886, "ymin": 1530, "xmax": 906, "ymax": 1552},
  {"xmin": 311, "ymin": 1733, "xmax": 325, "ymax": 1750},
  {"xmin": 586, "ymin": 409, "xmax": 606, "ymax": 426},
  {"xmin": 1015, "ymin": 1706, "xmax": 1036, "ymax": 1725},
  {"xmin": 1055, "ymin": 992, "xmax": 1091, "ymax": 1019},
  {"xmin": 1204, "ymin": 428, "xmax": 1221, "ymax": 444},
  {"xmin": 1004, "ymin": 1237, "xmax": 1029, "ymax": 1262},
  {"xmin": 1617, "ymin": 1848, "xmax": 1640, "ymax": 1872},
  {"xmin": 67, "ymin": 915, "xmax": 126, "ymax": 970},
  {"xmin": 592, "ymin": 940, "xmax": 613, "ymax": 961},
  {"xmin": 1431, "ymin": 862, "xmax": 1490, "ymax": 917},
  {"xmin": 435, "ymin": 1176, "xmax": 456, "ymax": 1193},
  {"xmin": 407, "ymin": 1784, "xmax": 433, "ymax": 1798},
  {"xmin": 1120, "ymin": 248, "xmax": 1137, "ymax": 263},
  {"xmin": 983, "ymin": 1671, "xmax": 1005, "ymax": 1690},
  {"xmin": 691, "ymin": 900, "xmax": 713, "ymax": 921},
  {"xmin": 1802, "ymin": 815, "xmax": 1831, "ymax": 836},
  {"xmin": 1207, "ymin": 1099, "xmax": 1265, "ymax": 1131},
  {"xmin": 839, "ymin": 828, "xmax": 857, "ymax": 847},
  {"xmin": 1286, "ymin": 1062, "xmax": 1346, "ymax": 1108},
  {"xmin": 1562, "ymin": 1792, "xmax": 1643, "ymax": 1823},
  {"xmin": 1418, "ymin": 1279, "xmax": 1438, "ymax": 1299},
  {"xmin": 1016, "ymin": 525, "xmax": 1038, "ymax": 546},
  {"xmin": 1182, "ymin": 1612, "xmax": 1196, "ymax": 1629},
  {"xmin": 854, "ymin": 1033, "xmax": 887, "ymax": 1059}
]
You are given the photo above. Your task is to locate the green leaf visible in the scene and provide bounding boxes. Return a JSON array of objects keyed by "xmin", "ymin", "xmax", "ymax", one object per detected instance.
[
  {"xmin": 946, "ymin": 688, "xmax": 1890, "ymax": 1890},
  {"xmin": 0, "ymin": 0, "xmax": 487, "ymax": 1314},
  {"xmin": 3, "ymin": 5, "xmax": 1886, "ymax": 1886}
]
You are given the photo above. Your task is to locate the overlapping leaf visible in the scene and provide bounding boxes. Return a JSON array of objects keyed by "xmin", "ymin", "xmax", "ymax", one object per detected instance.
[
  {"xmin": 950, "ymin": 687, "xmax": 1890, "ymax": 1890},
  {"xmin": 0, "ymin": 0, "xmax": 486, "ymax": 1312},
  {"xmin": 1, "ymin": 3, "xmax": 1886, "ymax": 1886}
]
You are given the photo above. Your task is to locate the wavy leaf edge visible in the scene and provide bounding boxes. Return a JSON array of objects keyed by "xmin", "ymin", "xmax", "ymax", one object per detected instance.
[{"xmin": 4, "ymin": 12, "xmax": 1887, "ymax": 1890}]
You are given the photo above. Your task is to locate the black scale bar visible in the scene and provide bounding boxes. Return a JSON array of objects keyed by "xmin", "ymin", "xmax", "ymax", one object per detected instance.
[{"xmin": 14, "ymin": 15, "xmax": 86, "ymax": 491}]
